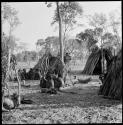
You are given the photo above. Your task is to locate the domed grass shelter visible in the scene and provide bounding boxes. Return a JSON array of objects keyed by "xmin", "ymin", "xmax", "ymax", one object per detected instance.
[
  {"xmin": 82, "ymin": 46, "xmax": 113, "ymax": 75},
  {"xmin": 98, "ymin": 49, "xmax": 122, "ymax": 100},
  {"xmin": 31, "ymin": 52, "xmax": 71, "ymax": 90}
]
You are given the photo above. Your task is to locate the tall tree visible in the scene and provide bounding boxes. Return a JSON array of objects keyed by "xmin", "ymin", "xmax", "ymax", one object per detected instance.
[
  {"xmin": 52, "ymin": 2, "xmax": 83, "ymax": 62},
  {"xmin": 45, "ymin": 2, "xmax": 64, "ymax": 62},
  {"xmin": 56, "ymin": 2, "xmax": 64, "ymax": 63},
  {"xmin": 36, "ymin": 39, "xmax": 45, "ymax": 59},
  {"xmin": 2, "ymin": 2, "xmax": 21, "ymax": 105},
  {"xmin": 52, "ymin": 2, "xmax": 83, "ymax": 43},
  {"xmin": 15, "ymin": 42, "xmax": 27, "ymax": 54},
  {"xmin": 108, "ymin": 10, "xmax": 121, "ymax": 51},
  {"xmin": 2, "ymin": 2, "xmax": 20, "ymax": 73},
  {"xmin": 46, "ymin": 2, "xmax": 83, "ymax": 63},
  {"xmin": 88, "ymin": 13, "xmax": 107, "ymax": 30}
]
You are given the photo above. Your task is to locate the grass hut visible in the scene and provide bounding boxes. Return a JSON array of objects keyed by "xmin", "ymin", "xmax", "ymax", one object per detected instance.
[
  {"xmin": 82, "ymin": 46, "xmax": 113, "ymax": 75},
  {"xmin": 98, "ymin": 49, "xmax": 122, "ymax": 100}
]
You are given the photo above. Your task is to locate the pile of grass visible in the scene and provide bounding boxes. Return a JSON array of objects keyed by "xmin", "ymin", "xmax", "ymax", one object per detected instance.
[
  {"xmin": 98, "ymin": 49, "xmax": 122, "ymax": 100},
  {"xmin": 82, "ymin": 51, "xmax": 100, "ymax": 75},
  {"xmin": 82, "ymin": 48, "xmax": 112, "ymax": 75}
]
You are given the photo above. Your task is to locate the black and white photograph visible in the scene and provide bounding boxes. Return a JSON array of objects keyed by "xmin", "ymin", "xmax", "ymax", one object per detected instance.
[{"xmin": 2, "ymin": 1, "xmax": 122, "ymax": 124}]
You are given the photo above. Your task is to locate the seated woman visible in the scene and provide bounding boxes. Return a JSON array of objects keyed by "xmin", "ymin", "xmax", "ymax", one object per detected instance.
[
  {"xmin": 40, "ymin": 71, "xmax": 63, "ymax": 94},
  {"xmin": 39, "ymin": 54, "xmax": 65, "ymax": 94}
]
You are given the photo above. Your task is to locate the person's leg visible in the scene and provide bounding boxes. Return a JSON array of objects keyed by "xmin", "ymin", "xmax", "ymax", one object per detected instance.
[{"xmin": 58, "ymin": 77, "xmax": 65, "ymax": 88}]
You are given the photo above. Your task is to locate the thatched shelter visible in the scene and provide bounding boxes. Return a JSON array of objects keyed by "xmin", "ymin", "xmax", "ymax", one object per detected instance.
[
  {"xmin": 82, "ymin": 47, "xmax": 113, "ymax": 75},
  {"xmin": 98, "ymin": 49, "xmax": 122, "ymax": 100},
  {"xmin": 32, "ymin": 52, "xmax": 71, "ymax": 80},
  {"xmin": 32, "ymin": 53, "xmax": 64, "ymax": 78}
]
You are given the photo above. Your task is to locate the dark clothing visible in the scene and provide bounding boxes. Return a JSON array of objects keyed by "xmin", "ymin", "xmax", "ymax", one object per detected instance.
[{"xmin": 40, "ymin": 76, "xmax": 62, "ymax": 90}]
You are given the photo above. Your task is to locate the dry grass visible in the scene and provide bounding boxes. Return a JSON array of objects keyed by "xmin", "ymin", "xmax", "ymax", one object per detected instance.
[
  {"xmin": 2, "ymin": 75, "xmax": 122, "ymax": 124},
  {"xmin": 3, "ymin": 61, "xmax": 122, "ymax": 124}
]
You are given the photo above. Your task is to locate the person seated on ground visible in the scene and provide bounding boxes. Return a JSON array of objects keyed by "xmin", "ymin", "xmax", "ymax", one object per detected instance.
[
  {"xmin": 47, "ymin": 71, "xmax": 63, "ymax": 90},
  {"xmin": 40, "ymin": 73, "xmax": 61, "ymax": 94},
  {"xmin": 39, "ymin": 51, "xmax": 65, "ymax": 94},
  {"xmin": 40, "ymin": 77, "xmax": 62, "ymax": 94}
]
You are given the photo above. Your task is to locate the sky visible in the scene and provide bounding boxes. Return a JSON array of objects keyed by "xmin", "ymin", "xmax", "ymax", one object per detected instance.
[{"xmin": 2, "ymin": 1, "xmax": 121, "ymax": 51}]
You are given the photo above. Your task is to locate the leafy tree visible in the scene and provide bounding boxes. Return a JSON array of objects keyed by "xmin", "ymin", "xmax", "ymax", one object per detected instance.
[
  {"xmin": 30, "ymin": 51, "xmax": 37, "ymax": 61},
  {"xmin": 36, "ymin": 36, "xmax": 60, "ymax": 58},
  {"xmin": 2, "ymin": 2, "xmax": 20, "ymax": 75},
  {"xmin": 52, "ymin": 2, "xmax": 83, "ymax": 43},
  {"xmin": 15, "ymin": 42, "xmax": 27, "ymax": 54},
  {"xmin": 2, "ymin": 2, "xmax": 20, "ymax": 101},
  {"xmin": 56, "ymin": 2, "xmax": 64, "ymax": 63},
  {"xmin": 101, "ymin": 32, "xmax": 120, "ymax": 55},
  {"xmin": 36, "ymin": 39, "xmax": 45, "ymax": 59},
  {"xmin": 38, "ymin": 47, "xmax": 46, "ymax": 58},
  {"xmin": 76, "ymin": 29, "xmax": 97, "ymax": 53},
  {"xmin": 102, "ymin": 32, "xmax": 114, "ymax": 42},
  {"xmin": 88, "ymin": 13, "xmax": 107, "ymax": 30},
  {"xmin": 85, "ymin": 29, "xmax": 95, "ymax": 36},
  {"xmin": 15, "ymin": 50, "xmax": 38, "ymax": 62},
  {"xmin": 46, "ymin": 2, "xmax": 83, "ymax": 63},
  {"xmin": 15, "ymin": 53, "xmax": 22, "ymax": 62},
  {"xmin": 64, "ymin": 38, "xmax": 77, "ymax": 54},
  {"xmin": 45, "ymin": 36, "xmax": 59, "ymax": 55},
  {"xmin": 87, "ymin": 13, "xmax": 108, "ymax": 49},
  {"xmin": 108, "ymin": 10, "xmax": 121, "ymax": 51}
]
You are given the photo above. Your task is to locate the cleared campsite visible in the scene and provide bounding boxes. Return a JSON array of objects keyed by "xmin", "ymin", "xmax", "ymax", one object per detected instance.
[
  {"xmin": 2, "ymin": 75, "xmax": 122, "ymax": 124},
  {"xmin": 2, "ymin": 2, "xmax": 122, "ymax": 124}
]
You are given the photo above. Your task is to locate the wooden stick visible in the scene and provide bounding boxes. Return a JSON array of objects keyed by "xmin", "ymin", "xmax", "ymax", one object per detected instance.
[{"xmin": 15, "ymin": 69, "xmax": 21, "ymax": 106}]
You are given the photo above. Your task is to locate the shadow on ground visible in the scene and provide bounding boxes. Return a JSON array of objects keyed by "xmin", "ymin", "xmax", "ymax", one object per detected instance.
[{"xmin": 16, "ymin": 80, "xmax": 121, "ymax": 111}]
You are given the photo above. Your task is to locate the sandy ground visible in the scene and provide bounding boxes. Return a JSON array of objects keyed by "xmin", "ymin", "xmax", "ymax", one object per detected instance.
[{"xmin": 2, "ymin": 75, "xmax": 122, "ymax": 124}]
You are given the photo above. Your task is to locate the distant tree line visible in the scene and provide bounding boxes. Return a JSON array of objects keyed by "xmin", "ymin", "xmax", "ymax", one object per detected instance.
[{"xmin": 15, "ymin": 51, "xmax": 38, "ymax": 62}]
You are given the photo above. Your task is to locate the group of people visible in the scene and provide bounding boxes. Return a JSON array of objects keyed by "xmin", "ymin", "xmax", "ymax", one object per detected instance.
[
  {"xmin": 16, "ymin": 68, "xmax": 40, "ymax": 81},
  {"xmin": 11, "ymin": 52, "xmax": 71, "ymax": 94}
]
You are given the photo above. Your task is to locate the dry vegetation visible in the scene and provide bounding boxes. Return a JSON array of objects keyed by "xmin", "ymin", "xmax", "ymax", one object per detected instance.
[{"xmin": 2, "ymin": 74, "xmax": 122, "ymax": 124}]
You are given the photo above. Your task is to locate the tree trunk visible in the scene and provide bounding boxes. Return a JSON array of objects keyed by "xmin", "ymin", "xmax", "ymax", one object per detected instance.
[
  {"xmin": 7, "ymin": 27, "xmax": 12, "ymax": 82},
  {"xmin": 36, "ymin": 45, "xmax": 38, "ymax": 60},
  {"xmin": 56, "ymin": 2, "xmax": 64, "ymax": 64},
  {"xmin": 8, "ymin": 49, "xmax": 11, "ymax": 72},
  {"xmin": 15, "ymin": 69, "xmax": 21, "ymax": 105},
  {"xmin": 101, "ymin": 38, "xmax": 104, "ymax": 83}
]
